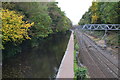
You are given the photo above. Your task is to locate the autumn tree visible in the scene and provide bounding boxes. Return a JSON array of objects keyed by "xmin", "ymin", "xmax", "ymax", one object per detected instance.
[{"xmin": 2, "ymin": 9, "xmax": 34, "ymax": 43}]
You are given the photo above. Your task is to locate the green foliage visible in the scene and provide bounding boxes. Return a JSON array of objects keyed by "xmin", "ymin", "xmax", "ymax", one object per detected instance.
[
  {"xmin": 74, "ymin": 37, "xmax": 88, "ymax": 79},
  {"xmin": 0, "ymin": 34, "xmax": 3, "ymax": 49},
  {"xmin": 75, "ymin": 43, "xmax": 79, "ymax": 51},
  {"xmin": 2, "ymin": 2, "xmax": 15, "ymax": 10},
  {"xmin": 78, "ymin": 11, "xmax": 92, "ymax": 25},
  {"xmin": 2, "ymin": 2, "xmax": 72, "ymax": 58},
  {"xmin": 2, "ymin": 2, "xmax": 72, "ymax": 38},
  {"xmin": 74, "ymin": 50, "xmax": 77, "ymax": 70},
  {"xmin": 78, "ymin": 2, "xmax": 119, "ymax": 24},
  {"xmin": 75, "ymin": 67, "xmax": 87, "ymax": 80},
  {"xmin": 106, "ymin": 31, "xmax": 119, "ymax": 46},
  {"xmin": 74, "ymin": 50, "xmax": 78, "ymax": 79},
  {"xmin": 74, "ymin": 50, "xmax": 88, "ymax": 80},
  {"xmin": 6, "ymin": 2, "xmax": 72, "ymax": 37},
  {"xmin": 100, "ymin": 2, "xmax": 118, "ymax": 24},
  {"xmin": 90, "ymin": 31, "xmax": 104, "ymax": 38},
  {"xmin": 48, "ymin": 2, "xmax": 72, "ymax": 32},
  {"xmin": 13, "ymin": 2, "xmax": 53, "ymax": 38}
]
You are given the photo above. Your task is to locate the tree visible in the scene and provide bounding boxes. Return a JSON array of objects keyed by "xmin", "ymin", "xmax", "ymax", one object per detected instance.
[
  {"xmin": 78, "ymin": 11, "xmax": 92, "ymax": 25},
  {"xmin": 78, "ymin": 2, "xmax": 119, "ymax": 24},
  {"xmin": 2, "ymin": 2, "xmax": 72, "ymax": 57},
  {"xmin": 48, "ymin": 2, "xmax": 72, "ymax": 32},
  {"xmin": 2, "ymin": 9, "xmax": 34, "ymax": 43},
  {"xmin": 13, "ymin": 2, "xmax": 53, "ymax": 38},
  {"xmin": 100, "ymin": 2, "xmax": 118, "ymax": 24}
]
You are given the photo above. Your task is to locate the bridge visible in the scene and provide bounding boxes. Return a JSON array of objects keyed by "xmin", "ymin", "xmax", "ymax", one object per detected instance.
[{"xmin": 76, "ymin": 24, "xmax": 120, "ymax": 30}]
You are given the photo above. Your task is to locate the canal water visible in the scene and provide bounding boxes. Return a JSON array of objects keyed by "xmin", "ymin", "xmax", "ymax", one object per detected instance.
[{"xmin": 2, "ymin": 32, "xmax": 71, "ymax": 79}]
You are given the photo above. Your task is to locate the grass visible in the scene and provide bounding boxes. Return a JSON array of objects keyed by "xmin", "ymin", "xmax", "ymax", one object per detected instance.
[
  {"xmin": 74, "ymin": 34, "xmax": 89, "ymax": 80},
  {"xmin": 75, "ymin": 43, "xmax": 79, "ymax": 51},
  {"xmin": 74, "ymin": 50, "xmax": 88, "ymax": 80}
]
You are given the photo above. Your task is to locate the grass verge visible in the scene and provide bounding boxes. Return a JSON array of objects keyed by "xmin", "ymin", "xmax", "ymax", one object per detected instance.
[{"xmin": 74, "ymin": 34, "xmax": 89, "ymax": 80}]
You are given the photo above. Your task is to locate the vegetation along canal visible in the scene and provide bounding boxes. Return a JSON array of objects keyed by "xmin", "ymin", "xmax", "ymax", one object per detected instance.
[{"xmin": 2, "ymin": 31, "xmax": 71, "ymax": 78}]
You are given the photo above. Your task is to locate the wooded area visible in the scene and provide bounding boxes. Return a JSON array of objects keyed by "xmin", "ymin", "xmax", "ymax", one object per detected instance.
[
  {"xmin": 78, "ymin": 2, "xmax": 120, "ymax": 25},
  {"xmin": 1, "ymin": 2, "xmax": 72, "ymax": 58}
]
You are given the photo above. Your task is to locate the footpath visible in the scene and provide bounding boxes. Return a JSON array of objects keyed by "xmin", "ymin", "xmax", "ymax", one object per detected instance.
[{"xmin": 56, "ymin": 31, "xmax": 74, "ymax": 78}]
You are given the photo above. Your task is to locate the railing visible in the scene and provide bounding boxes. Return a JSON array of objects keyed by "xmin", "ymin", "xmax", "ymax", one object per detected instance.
[{"xmin": 77, "ymin": 24, "xmax": 120, "ymax": 30}]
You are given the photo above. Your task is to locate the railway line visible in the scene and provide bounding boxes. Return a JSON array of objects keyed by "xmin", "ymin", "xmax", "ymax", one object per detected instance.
[{"xmin": 75, "ymin": 29, "xmax": 119, "ymax": 78}]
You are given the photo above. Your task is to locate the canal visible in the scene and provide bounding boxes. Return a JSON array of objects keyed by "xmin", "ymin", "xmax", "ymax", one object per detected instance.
[{"xmin": 2, "ymin": 31, "xmax": 71, "ymax": 79}]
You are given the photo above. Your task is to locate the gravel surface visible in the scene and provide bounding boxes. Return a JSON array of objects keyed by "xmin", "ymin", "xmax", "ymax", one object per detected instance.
[{"xmin": 75, "ymin": 29, "xmax": 119, "ymax": 78}]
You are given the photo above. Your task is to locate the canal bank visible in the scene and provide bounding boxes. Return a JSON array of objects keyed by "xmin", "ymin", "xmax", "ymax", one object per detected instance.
[
  {"xmin": 3, "ymin": 32, "xmax": 71, "ymax": 78},
  {"xmin": 56, "ymin": 31, "xmax": 74, "ymax": 78}
]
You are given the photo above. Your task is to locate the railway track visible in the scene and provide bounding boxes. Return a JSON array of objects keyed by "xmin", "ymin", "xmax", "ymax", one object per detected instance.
[{"xmin": 75, "ymin": 29, "xmax": 119, "ymax": 78}]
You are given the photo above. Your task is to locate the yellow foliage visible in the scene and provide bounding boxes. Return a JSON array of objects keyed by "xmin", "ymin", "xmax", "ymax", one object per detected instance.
[
  {"xmin": 91, "ymin": 2, "xmax": 98, "ymax": 12},
  {"xmin": 1, "ymin": 9, "xmax": 34, "ymax": 43},
  {"xmin": 92, "ymin": 13, "xmax": 99, "ymax": 23}
]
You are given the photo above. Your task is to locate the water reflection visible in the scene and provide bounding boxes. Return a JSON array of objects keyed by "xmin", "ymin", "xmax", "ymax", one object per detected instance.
[{"xmin": 3, "ymin": 32, "xmax": 71, "ymax": 78}]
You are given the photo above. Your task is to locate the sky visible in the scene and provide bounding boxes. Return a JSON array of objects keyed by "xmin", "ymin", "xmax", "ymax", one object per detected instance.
[{"xmin": 56, "ymin": 0, "xmax": 93, "ymax": 25}]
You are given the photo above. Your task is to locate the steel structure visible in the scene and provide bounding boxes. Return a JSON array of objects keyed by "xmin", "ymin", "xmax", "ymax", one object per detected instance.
[{"xmin": 76, "ymin": 24, "xmax": 120, "ymax": 30}]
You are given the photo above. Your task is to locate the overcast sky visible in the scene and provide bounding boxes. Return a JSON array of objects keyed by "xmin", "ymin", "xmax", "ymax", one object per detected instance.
[{"xmin": 56, "ymin": 0, "xmax": 93, "ymax": 25}]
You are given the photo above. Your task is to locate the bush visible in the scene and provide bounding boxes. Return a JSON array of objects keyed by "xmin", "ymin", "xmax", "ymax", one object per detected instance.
[{"xmin": 75, "ymin": 67, "xmax": 87, "ymax": 80}]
